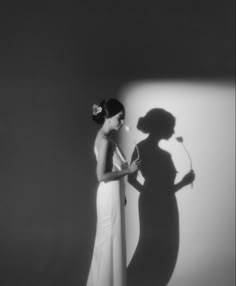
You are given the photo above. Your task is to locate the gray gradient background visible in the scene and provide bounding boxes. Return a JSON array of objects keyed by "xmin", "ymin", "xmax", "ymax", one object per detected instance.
[{"xmin": 0, "ymin": 1, "xmax": 234, "ymax": 286}]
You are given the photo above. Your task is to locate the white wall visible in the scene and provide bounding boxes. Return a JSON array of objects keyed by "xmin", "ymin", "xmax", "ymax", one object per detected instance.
[{"xmin": 119, "ymin": 80, "xmax": 235, "ymax": 286}]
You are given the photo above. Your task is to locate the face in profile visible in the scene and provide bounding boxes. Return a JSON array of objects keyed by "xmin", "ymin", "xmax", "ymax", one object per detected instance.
[
  {"xmin": 108, "ymin": 111, "xmax": 125, "ymax": 131},
  {"xmin": 147, "ymin": 121, "xmax": 175, "ymax": 140},
  {"xmin": 162, "ymin": 124, "xmax": 175, "ymax": 140}
]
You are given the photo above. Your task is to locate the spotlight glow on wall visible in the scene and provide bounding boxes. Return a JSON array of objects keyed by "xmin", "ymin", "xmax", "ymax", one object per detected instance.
[{"xmin": 119, "ymin": 80, "xmax": 235, "ymax": 286}]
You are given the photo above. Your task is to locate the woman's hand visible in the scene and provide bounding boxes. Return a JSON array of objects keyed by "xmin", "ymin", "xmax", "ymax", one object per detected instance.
[
  {"xmin": 128, "ymin": 159, "xmax": 141, "ymax": 174},
  {"xmin": 181, "ymin": 169, "xmax": 195, "ymax": 186}
]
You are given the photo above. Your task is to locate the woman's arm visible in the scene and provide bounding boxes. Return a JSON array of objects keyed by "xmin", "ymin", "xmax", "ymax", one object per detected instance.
[
  {"xmin": 96, "ymin": 137, "xmax": 139, "ymax": 183},
  {"xmin": 128, "ymin": 147, "xmax": 143, "ymax": 192},
  {"xmin": 128, "ymin": 171, "xmax": 143, "ymax": 192},
  {"xmin": 172, "ymin": 170, "xmax": 195, "ymax": 192}
]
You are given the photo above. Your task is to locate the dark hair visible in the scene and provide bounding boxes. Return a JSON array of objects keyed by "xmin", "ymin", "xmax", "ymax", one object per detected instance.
[
  {"xmin": 92, "ymin": 98, "xmax": 125, "ymax": 125},
  {"xmin": 137, "ymin": 108, "xmax": 175, "ymax": 134}
]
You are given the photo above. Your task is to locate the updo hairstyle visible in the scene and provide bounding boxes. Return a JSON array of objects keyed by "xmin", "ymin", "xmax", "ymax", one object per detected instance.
[
  {"xmin": 92, "ymin": 98, "xmax": 125, "ymax": 125},
  {"xmin": 137, "ymin": 108, "xmax": 175, "ymax": 134}
]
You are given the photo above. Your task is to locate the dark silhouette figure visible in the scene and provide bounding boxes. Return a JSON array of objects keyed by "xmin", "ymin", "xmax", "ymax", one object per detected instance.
[{"xmin": 127, "ymin": 108, "xmax": 195, "ymax": 286}]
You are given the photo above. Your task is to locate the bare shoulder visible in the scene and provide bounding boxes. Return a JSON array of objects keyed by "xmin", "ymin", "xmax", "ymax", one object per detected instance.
[{"xmin": 95, "ymin": 134, "xmax": 110, "ymax": 152}]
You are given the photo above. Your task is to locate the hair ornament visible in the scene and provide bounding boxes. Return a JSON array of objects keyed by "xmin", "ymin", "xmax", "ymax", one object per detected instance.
[{"xmin": 92, "ymin": 104, "xmax": 103, "ymax": 116}]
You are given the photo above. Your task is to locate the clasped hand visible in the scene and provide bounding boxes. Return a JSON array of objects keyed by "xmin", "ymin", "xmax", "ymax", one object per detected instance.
[{"xmin": 128, "ymin": 158, "xmax": 141, "ymax": 174}]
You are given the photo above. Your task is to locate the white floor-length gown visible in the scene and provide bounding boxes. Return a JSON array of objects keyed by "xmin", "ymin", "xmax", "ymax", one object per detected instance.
[{"xmin": 86, "ymin": 141, "xmax": 127, "ymax": 286}]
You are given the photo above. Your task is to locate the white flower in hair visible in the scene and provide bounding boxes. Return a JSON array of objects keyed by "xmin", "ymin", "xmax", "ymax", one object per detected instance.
[{"xmin": 92, "ymin": 104, "xmax": 103, "ymax": 116}]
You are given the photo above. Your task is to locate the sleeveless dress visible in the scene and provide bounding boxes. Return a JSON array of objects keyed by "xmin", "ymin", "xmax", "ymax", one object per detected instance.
[{"xmin": 86, "ymin": 141, "xmax": 128, "ymax": 286}]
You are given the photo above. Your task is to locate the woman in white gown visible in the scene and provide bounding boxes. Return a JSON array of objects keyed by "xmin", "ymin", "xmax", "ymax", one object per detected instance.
[{"xmin": 86, "ymin": 99, "xmax": 140, "ymax": 286}]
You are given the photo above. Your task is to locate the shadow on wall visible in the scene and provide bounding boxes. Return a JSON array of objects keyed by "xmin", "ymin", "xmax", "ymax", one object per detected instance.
[{"xmin": 127, "ymin": 108, "xmax": 195, "ymax": 286}]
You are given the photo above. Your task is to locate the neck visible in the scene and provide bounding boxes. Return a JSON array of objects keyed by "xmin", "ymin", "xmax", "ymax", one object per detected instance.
[
  {"xmin": 145, "ymin": 135, "xmax": 162, "ymax": 149},
  {"xmin": 148, "ymin": 134, "xmax": 161, "ymax": 143},
  {"xmin": 99, "ymin": 122, "xmax": 112, "ymax": 137}
]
